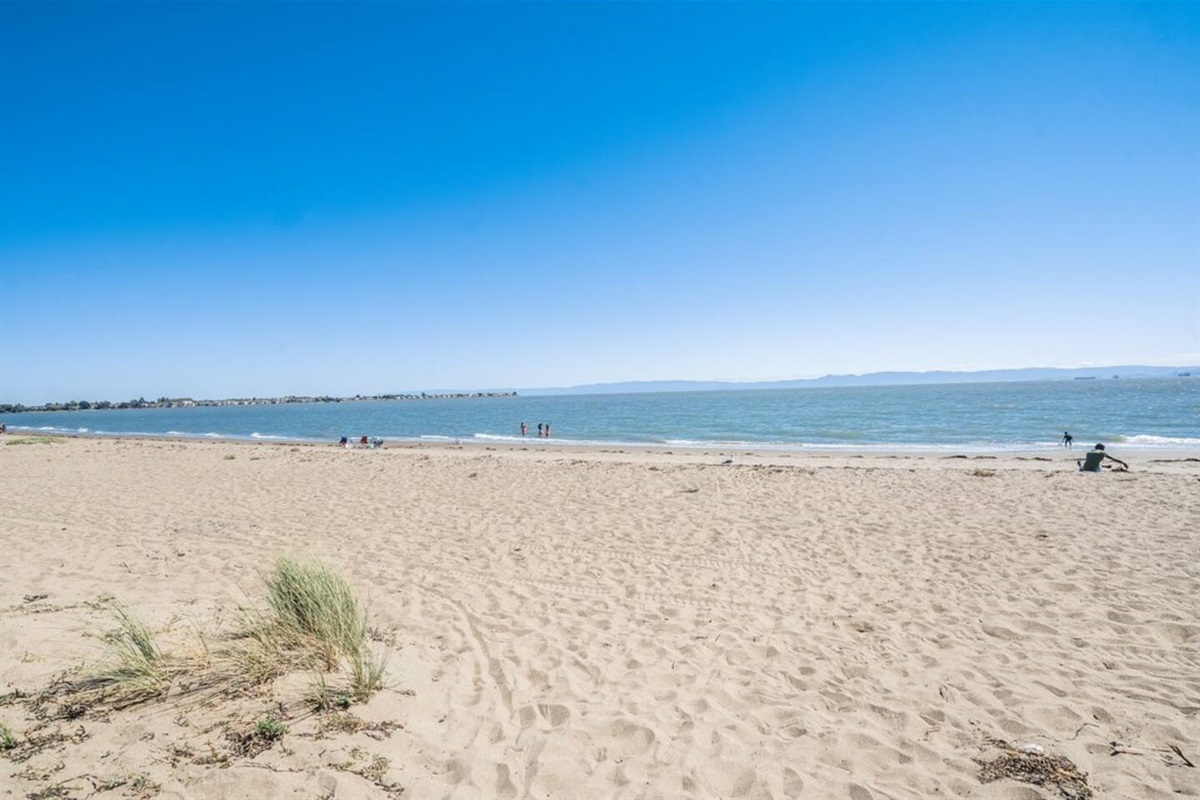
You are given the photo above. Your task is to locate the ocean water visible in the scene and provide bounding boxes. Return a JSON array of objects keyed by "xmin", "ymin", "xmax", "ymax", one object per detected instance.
[{"xmin": 5, "ymin": 378, "xmax": 1198, "ymax": 453}]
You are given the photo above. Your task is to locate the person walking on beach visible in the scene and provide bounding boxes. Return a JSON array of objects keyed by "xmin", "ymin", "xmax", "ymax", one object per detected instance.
[
  {"xmin": 1062, "ymin": 431, "xmax": 1073, "ymax": 448},
  {"xmin": 537, "ymin": 423, "xmax": 544, "ymax": 437},
  {"xmin": 520, "ymin": 421, "xmax": 527, "ymax": 437}
]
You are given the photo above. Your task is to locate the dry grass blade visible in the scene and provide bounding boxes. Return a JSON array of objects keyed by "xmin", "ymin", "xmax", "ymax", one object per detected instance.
[{"xmin": 224, "ymin": 608, "xmax": 322, "ymax": 687}]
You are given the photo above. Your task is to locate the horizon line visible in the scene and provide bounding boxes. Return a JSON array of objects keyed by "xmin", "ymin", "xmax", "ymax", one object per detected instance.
[{"xmin": 3, "ymin": 363, "xmax": 1196, "ymax": 409}]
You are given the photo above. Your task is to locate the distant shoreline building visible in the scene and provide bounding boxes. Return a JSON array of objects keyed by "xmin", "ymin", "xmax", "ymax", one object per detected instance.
[{"xmin": 0, "ymin": 391, "xmax": 518, "ymax": 414}]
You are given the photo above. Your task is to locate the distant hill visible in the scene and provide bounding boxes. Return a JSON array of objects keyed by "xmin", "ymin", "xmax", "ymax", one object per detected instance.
[{"xmin": 524, "ymin": 366, "xmax": 1198, "ymax": 396}]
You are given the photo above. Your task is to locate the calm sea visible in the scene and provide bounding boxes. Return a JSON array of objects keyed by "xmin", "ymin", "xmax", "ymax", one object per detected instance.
[{"xmin": 5, "ymin": 378, "xmax": 1198, "ymax": 453}]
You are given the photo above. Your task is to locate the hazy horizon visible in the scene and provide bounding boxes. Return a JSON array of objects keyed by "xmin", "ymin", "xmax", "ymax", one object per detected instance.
[{"xmin": 3, "ymin": 362, "xmax": 1196, "ymax": 407}]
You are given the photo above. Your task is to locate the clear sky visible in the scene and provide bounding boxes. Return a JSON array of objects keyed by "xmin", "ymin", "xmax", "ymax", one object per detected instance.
[{"xmin": 1, "ymin": 2, "xmax": 1197, "ymax": 403}]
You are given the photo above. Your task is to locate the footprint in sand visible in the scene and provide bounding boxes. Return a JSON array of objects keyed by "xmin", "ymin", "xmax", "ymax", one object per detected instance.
[
  {"xmin": 605, "ymin": 720, "xmax": 657, "ymax": 759},
  {"xmin": 537, "ymin": 703, "xmax": 571, "ymax": 728},
  {"xmin": 518, "ymin": 705, "xmax": 537, "ymax": 728},
  {"xmin": 517, "ymin": 703, "xmax": 572, "ymax": 730},
  {"xmin": 697, "ymin": 760, "xmax": 757, "ymax": 797},
  {"xmin": 493, "ymin": 763, "xmax": 518, "ymax": 800}
]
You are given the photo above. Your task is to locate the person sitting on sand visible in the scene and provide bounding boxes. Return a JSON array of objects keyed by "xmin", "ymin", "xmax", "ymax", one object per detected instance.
[
  {"xmin": 1078, "ymin": 443, "xmax": 1128, "ymax": 472},
  {"xmin": 338, "ymin": 436, "xmax": 348, "ymax": 446}
]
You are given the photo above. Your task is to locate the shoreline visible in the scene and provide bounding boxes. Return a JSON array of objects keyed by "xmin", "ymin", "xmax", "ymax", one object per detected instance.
[
  {"xmin": 7, "ymin": 425, "xmax": 1198, "ymax": 457},
  {"xmin": 5, "ymin": 426, "xmax": 1199, "ymax": 473}
]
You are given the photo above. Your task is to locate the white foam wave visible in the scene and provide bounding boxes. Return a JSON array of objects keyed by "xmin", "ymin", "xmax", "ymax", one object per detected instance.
[
  {"xmin": 661, "ymin": 437, "xmax": 1044, "ymax": 453},
  {"xmin": 93, "ymin": 430, "xmax": 167, "ymax": 437},
  {"xmin": 663, "ymin": 438, "xmax": 761, "ymax": 448},
  {"xmin": 14, "ymin": 425, "xmax": 91, "ymax": 434},
  {"xmin": 163, "ymin": 430, "xmax": 231, "ymax": 439},
  {"xmin": 1121, "ymin": 434, "xmax": 1200, "ymax": 446},
  {"xmin": 249, "ymin": 432, "xmax": 308, "ymax": 441},
  {"xmin": 465, "ymin": 433, "xmax": 1019, "ymax": 452}
]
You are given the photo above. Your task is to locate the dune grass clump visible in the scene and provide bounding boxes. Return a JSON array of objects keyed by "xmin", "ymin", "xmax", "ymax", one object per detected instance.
[
  {"xmin": 234, "ymin": 555, "xmax": 388, "ymax": 702},
  {"xmin": 20, "ymin": 556, "xmax": 389, "ymax": 729},
  {"xmin": 20, "ymin": 604, "xmax": 188, "ymax": 719},
  {"xmin": 262, "ymin": 555, "xmax": 368, "ymax": 666},
  {"xmin": 83, "ymin": 604, "xmax": 171, "ymax": 708}
]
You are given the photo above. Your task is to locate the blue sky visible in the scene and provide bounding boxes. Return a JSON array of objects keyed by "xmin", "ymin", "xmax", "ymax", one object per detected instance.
[{"xmin": 1, "ymin": 2, "xmax": 1197, "ymax": 403}]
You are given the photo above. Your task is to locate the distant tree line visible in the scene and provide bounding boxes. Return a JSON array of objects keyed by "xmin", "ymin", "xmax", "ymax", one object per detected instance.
[
  {"xmin": 0, "ymin": 391, "xmax": 517, "ymax": 414},
  {"xmin": 0, "ymin": 397, "xmax": 160, "ymax": 413}
]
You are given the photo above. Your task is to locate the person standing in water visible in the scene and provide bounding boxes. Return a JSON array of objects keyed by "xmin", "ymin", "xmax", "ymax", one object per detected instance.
[
  {"xmin": 1062, "ymin": 431, "xmax": 1073, "ymax": 448},
  {"xmin": 520, "ymin": 421, "xmax": 527, "ymax": 437}
]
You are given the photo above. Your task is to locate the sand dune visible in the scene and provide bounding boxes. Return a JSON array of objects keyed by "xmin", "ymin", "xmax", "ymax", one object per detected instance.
[{"xmin": 1, "ymin": 436, "xmax": 1197, "ymax": 798}]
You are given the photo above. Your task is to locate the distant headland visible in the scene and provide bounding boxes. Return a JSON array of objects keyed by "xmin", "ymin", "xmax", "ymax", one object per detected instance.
[
  {"xmin": 528, "ymin": 365, "xmax": 1198, "ymax": 395},
  {"xmin": 0, "ymin": 391, "xmax": 518, "ymax": 414}
]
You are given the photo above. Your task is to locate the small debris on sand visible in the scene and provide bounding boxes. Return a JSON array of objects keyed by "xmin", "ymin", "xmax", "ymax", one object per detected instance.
[{"xmin": 976, "ymin": 737, "xmax": 1093, "ymax": 800}]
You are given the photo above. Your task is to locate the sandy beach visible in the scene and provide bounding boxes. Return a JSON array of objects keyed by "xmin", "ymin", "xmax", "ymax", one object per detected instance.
[{"xmin": 1, "ymin": 435, "xmax": 1197, "ymax": 799}]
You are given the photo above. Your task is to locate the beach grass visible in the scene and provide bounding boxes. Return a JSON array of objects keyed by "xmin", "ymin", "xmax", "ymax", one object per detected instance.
[
  {"xmin": 308, "ymin": 671, "xmax": 353, "ymax": 711},
  {"xmin": 351, "ymin": 644, "xmax": 390, "ymax": 700},
  {"xmin": 21, "ymin": 555, "xmax": 388, "ymax": 726},
  {"xmin": 229, "ymin": 555, "xmax": 387, "ymax": 703},
  {"xmin": 223, "ymin": 619, "xmax": 298, "ymax": 686},
  {"xmin": 84, "ymin": 604, "xmax": 171, "ymax": 708},
  {"xmin": 0, "ymin": 719, "xmax": 16, "ymax": 750},
  {"xmin": 262, "ymin": 554, "xmax": 368, "ymax": 667}
]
